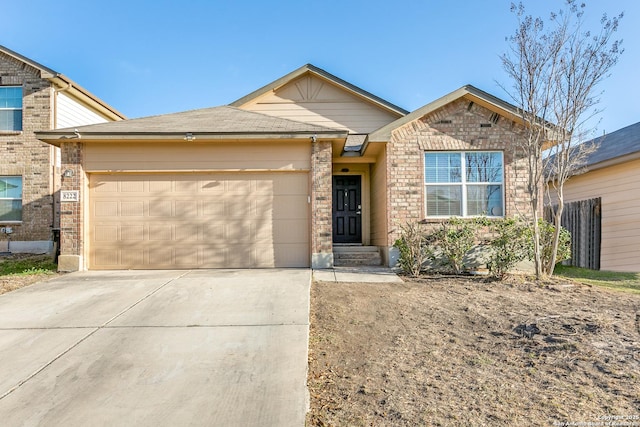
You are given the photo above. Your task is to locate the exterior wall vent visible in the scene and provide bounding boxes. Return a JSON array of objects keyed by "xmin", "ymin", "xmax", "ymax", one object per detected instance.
[
  {"xmin": 490, "ymin": 112, "xmax": 500, "ymax": 124},
  {"xmin": 467, "ymin": 102, "xmax": 474, "ymax": 111},
  {"xmin": 480, "ymin": 123, "xmax": 492, "ymax": 128},
  {"xmin": 437, "ymin": 119, "xmax": 452, "ymax": 124}
]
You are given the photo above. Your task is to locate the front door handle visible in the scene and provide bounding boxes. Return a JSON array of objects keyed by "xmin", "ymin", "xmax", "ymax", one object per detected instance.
[{"xmin": 356, "ymin": 211, "xmax": 361, "ymax": 215}]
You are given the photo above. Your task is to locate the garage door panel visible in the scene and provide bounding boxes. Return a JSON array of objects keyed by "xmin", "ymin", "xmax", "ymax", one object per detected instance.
[
  {"xmin": 149, "ymin": 224, "xmax": 172, "ymax": 240},
  {"xmin": 150, "ymin": 200, "xmax": 173, "ymax": 217},
  {"xmin": 175, "ymin": 224, "xmax": 199, "ymax": 242},
  {"xmin": 175, "ymin": 180, "xmax": 198, "ymax": 193},
  {"xmin": 149, "ymin": 180, "xmax": 172, "ymax": 192},
  {"xmin": 121, "ymin": 201, "xmax": 144, "ymax": 217},
  {"xmin": 121, "ymin": 225, "xmax": 144, "ymax": 241},
  {"xmin": 121, "ymin": 180, "xmax": 144, "ymax": 192},
  {"xmin": 202, "ymin": 247, "xmax": 228, "ymax": 267},
  {"xmin": 93, "ymin": 180, "xmax": 119, "ymax": 193},
  {"xmin": 203, "ymin": 201, "xmax": 224, "ymax": 216},
  {"xmin": 94, "ymin": 225, "xmax": 119, "ymax": 242},
  {"xmin": 89, "ymin": 173, "xmax": 309, "ymax": 269},
  {"xmin": 94, "ymin": 201, "xmax": 118, "ymax": 217},
  {"xmin": 175, "ymin": 200, "xmax": 198, "ymax": 217},
  {"xmin": 93, "ymin": 248, "xmax": 120, "ymax": 267}
]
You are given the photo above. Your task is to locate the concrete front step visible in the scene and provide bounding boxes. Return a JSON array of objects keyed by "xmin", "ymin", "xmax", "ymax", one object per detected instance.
[
  {"xmin": 333, "ymin": 246, "xmax": 382, "ymax": 267},
  {"xmin": 333, "ymin": 246, "xmax": 379, "ymax": 253}
]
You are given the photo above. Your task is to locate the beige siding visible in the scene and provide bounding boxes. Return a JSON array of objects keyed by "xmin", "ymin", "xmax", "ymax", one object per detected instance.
[
  {"xmin": 56, "ymin": 92, "xmax": 109, "ymax": 129},
  {"xmin": 552, "ymin": 158, "xmax": 640, "ymax": 272},
  {"xmin": 241, "ymin": 75, "xmax": 399, "ymax": 133},
  {"xmin": 84, "ymin": 141, "xmax": 311, "ymax": 172},
  {"xmin": 88, "ymin": 173, "xmax": 310, "ymax": 269},
  {"xmin": 370, "ymin": 144, "xmax": 388, "ymax": 247}
]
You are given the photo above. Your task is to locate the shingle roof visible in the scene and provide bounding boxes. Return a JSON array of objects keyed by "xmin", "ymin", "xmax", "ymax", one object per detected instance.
[
  {"xmin": 581, "ymin": 121, "xmax": 640, "ymax": 167},
  {"xmin": 37, "ymin": 106, "xmax": 346, "ymax": 142}
]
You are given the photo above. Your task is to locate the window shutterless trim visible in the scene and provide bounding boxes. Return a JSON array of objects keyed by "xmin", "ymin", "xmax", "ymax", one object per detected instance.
[
  {"xmin": 424, "ymin": 151, "xmax": 504, "ymax": 218},
  {"xmin": 0, "ymin": 86, "xmax": 23, "ymax": 132}
]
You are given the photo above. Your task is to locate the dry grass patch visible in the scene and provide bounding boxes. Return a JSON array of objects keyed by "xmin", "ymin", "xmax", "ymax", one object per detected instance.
[{"xmin": 307, "ymin": 275, "xmax": 640, "ymax": 426}]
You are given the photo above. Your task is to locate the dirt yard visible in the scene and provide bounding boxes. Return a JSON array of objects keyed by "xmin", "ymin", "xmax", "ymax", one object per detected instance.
[{"xmin": 306, "ymin": 275, "xmax": 640, "ymax": 426}]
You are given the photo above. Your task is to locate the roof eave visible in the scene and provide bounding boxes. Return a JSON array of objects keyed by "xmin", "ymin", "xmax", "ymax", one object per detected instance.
[
  {"xmin": 50, "ymin": 75, "xmax": 127, "ymax": 121},
  {"xmin": 36, "ymin": 130, "xmax": 348, "ymax": 147},
  {"xmin": 584, "ymin": 151, "xmax": 640, "ymax": 173}
]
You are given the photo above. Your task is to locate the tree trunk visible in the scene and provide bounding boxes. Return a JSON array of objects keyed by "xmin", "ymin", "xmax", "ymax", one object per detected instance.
[
  {"xmin": 531, "ymin": 204, "xmax": 543, "ymax": 280},
  {"xmin": 547, "ymin": 194, "xmax": 565, "ymax": 275}
]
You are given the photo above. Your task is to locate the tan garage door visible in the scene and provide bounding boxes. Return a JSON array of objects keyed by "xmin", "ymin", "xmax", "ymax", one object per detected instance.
[{"xmin": 89, "ymin": 173, "xmax": 309, "ymax": 269}]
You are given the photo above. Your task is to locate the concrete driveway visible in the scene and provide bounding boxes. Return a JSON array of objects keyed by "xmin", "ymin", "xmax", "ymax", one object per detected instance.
[{"xmin": 0, "ymin": 269, "xmax": 311, "ymax": 426}]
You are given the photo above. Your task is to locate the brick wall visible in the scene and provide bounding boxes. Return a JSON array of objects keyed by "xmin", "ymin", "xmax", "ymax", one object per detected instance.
[
  {"xmin": 311, "ymin": 140, "xmax": 333, "ymax": 266},
  {"xmin": 0, "ymin": 51, "xmax": 55, "ymax": 243},
  {"xmin": 386, "ymin": 98, "xmax": 531, "ymax": 246},
  {"xmin": 58, "ymin": 141, "xmax": 84, "ymax": 257}
]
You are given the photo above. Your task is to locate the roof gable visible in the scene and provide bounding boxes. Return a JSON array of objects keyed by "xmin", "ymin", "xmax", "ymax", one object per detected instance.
[
  {"xmin": 230, "ymin": 64, "xmax": 407, "ymax": 135},
  {"xmin": 0, "ymin": 44, "xmax": 57, "ymax": 78},
  {"xmin": 368, "ymin": 85, "xmax": 523, "ymax": 142},
  {"xmin": 231, "ymin": 64, "xmax": 408, "ymax": 116},
  {"xmin": 0, "ymin": 45, "xmax": 126, "ymax": 121}
]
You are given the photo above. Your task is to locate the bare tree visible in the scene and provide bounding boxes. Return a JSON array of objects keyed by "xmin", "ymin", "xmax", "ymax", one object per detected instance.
[{"xmin": 501, "ymin": 1, "xmax": 622, "ymax": 278}]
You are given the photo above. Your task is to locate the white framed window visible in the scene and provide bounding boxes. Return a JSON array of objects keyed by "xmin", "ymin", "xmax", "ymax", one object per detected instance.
[
  {"xmin": 425, "ymin": 151, "xmax": 504, "ymax": 217},
  {"xmin": 0, "ymin": 176, "xmax": 22, "ymax": 221},
  {"xmin": 0, "ymin": 86, "xmax": 23, "ymax": 131}
]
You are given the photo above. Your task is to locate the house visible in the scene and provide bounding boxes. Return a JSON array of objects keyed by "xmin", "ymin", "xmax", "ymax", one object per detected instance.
[
  {"xmin": 36, "ymin": 64, "xmax": 532, "ymax": 271},
  {"xmin": 0, "ymin": 45, "xmax": 125, "ymax": 254},
  {"xmin": 548, "ymin": 122, "xmax": 640, "ymax": 272}
]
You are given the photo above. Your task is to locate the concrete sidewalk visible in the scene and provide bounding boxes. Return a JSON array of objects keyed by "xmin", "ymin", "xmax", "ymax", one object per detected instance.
[
  {"xmin": 0, "ymin": 269, "xmax": 311, "ymax": 426},
  {"xmin": 313, "ymin": 267, "xmax": 404, "ymax": 283}
]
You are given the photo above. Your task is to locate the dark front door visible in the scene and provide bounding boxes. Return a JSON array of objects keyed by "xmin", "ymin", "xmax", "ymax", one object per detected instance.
[{"xmin": 332, "ymin": 175, "xmax": 362, "ymax": 244}]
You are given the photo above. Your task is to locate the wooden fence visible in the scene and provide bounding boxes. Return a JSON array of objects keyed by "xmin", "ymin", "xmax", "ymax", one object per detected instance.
[{"xmin": 545, "ymin": 197, "xmax": 601, "ymax": 270}]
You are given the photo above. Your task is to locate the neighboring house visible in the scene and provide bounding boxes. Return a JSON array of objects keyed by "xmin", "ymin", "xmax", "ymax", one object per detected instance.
[
  {"xmin": 548, "ymin": 122, "xmax": 640, "ymax": 272},
  {"xmin": 0, "ymin": 45, "xmax": 125, "ymax": 253},
  {"xmin": 36, "ymin": 64, "xmax": 531, "ymax": 271}
]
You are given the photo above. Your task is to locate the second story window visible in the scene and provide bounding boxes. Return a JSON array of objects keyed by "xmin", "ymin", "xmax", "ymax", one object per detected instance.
[{"xmin": 0, "ymin": 86, "xmax": 23, "ymax": 131}]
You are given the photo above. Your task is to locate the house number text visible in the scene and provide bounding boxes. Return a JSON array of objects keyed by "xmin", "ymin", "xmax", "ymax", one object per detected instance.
[{"xmin": 61, "ymin": 190, "xmax": 80, "ymax": 202}]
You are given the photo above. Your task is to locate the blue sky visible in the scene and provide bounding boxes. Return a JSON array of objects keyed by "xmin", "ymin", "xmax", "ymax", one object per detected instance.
[{"xmin": 3, "ymin": 0, "xmax": 638, "ymax": 135}]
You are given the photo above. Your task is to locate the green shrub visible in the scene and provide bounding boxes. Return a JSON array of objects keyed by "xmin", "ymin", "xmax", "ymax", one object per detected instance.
[
  {"xmin": 393, "ymin": 221, "xmax": 434, "ymax": 277},
  {"xmin": 432, "ymin": 217, "xmax": 480, "ymax": 274},
  {"xmin": 393, "ymin": 217, "xmax": 572, "ymax": 280},
  {"xmin": 536, "ymin": 219, "xmax": 572, "ymax": 271},
  {"xmin": 487, "ymin": 217, "xmax": 530, "ymax": 278}
]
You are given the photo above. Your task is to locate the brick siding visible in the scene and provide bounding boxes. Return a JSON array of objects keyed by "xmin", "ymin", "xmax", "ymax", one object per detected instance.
[
  {"xmin": 0, "ymin": 51, "xmax": 55, "ymax": 242},
  {"xmin": 311, "ymin": 140, "xmax": 333, "ymax": 258},
  {"xmin": 386, "ymin": 98, "xmax": 531, "ymax": 246},
  {"xmin": 58, "ymin": 142, "xmax": 84, "ymax": 256}
]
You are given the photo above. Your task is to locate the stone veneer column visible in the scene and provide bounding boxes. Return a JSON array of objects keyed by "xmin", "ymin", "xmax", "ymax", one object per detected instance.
[
  {"xmin": 57, "ymin": 141, "xmax": 84, "ymax": 272},
  {"xmin": 311, "ymin": 140, "xmax": 333, "ymax": 268}
]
